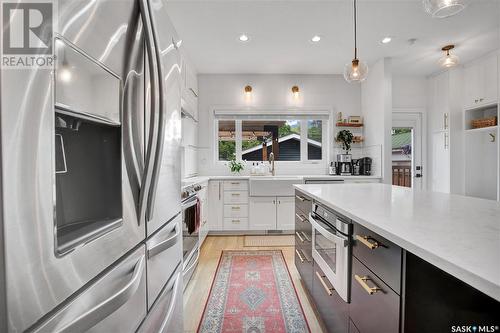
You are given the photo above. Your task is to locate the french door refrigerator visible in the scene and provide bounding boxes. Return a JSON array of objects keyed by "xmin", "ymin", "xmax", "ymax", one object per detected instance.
[{"xmin": 0, "ymin": 0, "xmax": 183, "ymax": 332}]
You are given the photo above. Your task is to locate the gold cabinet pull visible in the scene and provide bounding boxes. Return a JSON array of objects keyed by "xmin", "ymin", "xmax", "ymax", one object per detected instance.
[
  {"xmin": 231, "ymin": 219, "xmax": 240, "ymax": 223},
  {"xmin": 295, "ymin": 249, "xmax": 305, "ymax": 263},
  {"xmin": 231, "ymin": 193, "xmax": 240, "ymax": 196},
  {"xmin": 301, "ymin": 231, "xmax": 310, "ymax": 242},
  {"xmin": 354, "ymin": 274, "xmax": 382, "ymax": 295},
  {"xmin": 295, "ymin": 213, "xmax": 306, "ymax": 222},
  {"xmin": 295, "ymin": 195, "xmax": 306, "ymax": 202},
  {"xmin": 295, "ymin": 231, "xmax": 305, "ymax": 243},
  {"xmin": 230, "ymin": 182, "xmax": 239, "ymax": 185},
  {"xmin": 315, "ymin": 271, "xmax": 333, "ymax": 296},
  {"xmin": 355, "ymin": 235, "xmax": 380, "ymax": 250},
  {"xmin": 231, "ymin": 206, "xmax": 240, "ymax": 210}
]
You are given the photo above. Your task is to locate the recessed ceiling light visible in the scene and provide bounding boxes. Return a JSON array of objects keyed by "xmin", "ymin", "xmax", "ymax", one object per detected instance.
[
  {"xmin": 381, "ymin": 37, "xmax": 392, "ymax": 44},
  {"xmin": 311, "ymin": 35, "xmax": 321, "ymax": 43},
  {"xmin": 239, "ymin": 34, "xmax": 249, "ymax": 42}
]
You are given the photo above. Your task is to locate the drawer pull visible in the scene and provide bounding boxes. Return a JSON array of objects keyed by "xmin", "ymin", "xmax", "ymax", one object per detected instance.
[
  {"xmin": 295, "ymin": 231, "xmax": 305, "ymax": 243},
  {"xmin": 295, "ymin": 213, "xmax": 306, "ymax": 222},
  {"xmin": 301, "ymin": 231, "xmax": 310, "ymax": 242},
  {"xmin": 295, "ymin": 195, "xmax": 306, "ymax": 202},
  {"xmin": 356, "ymin": 235, "xmax": 380, "ymax": 250},
  {"xmin": 231, "ymin": 193, "xmax": 241, "ymax": 196},
  {"xmin": 231, "ymin": 206, "xmax": 240, "ymax": 210},
  {"xmin": 354, "ymin": 274, "xmax": 382, "ymax": 295},
  {"xmin": 230, "ymin": 182, "xmax": 240, "ymax": 185},
  {"xmin": 315, "ymin": 271, "xmax": 333, "ymax": 296},
  {"xmin": 295, "ymin": 249, "xmax": 305, "ymax": 263},
  {"xmin": 232, "ymin": 219, "xmax": 240, "ymax": 223}
]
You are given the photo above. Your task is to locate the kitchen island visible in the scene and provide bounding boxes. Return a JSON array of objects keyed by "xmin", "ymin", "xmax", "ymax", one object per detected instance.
[{"xmin": 294, "ymin": 183, "xmax": 500, "ymax": 333}]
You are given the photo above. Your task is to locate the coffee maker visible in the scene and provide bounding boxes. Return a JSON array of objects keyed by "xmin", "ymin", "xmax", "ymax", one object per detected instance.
[
  {"xmin": 359, "ymin": 157, "xmax": 372, "ymax": 176},
  {"xmin": 337, "ymin": 154, "xmax": 352, "ymax": 176}
]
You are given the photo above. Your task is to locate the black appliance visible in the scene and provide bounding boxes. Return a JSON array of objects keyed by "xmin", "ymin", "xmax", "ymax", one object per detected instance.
[{"xmin": 359, "ymin": 157, "xmax": 372, "ymax": 176}]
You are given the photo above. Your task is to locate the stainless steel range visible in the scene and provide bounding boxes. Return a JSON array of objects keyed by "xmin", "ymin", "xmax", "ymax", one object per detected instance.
[{"xmin": 181, "ymin": 181, "xmax": 203, "ymax": 289}]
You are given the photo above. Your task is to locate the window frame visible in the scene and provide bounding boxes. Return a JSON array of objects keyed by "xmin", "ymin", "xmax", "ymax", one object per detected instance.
[{"xmin": 215, "ymin": 114, "xmax": 328, "ymax": 165}]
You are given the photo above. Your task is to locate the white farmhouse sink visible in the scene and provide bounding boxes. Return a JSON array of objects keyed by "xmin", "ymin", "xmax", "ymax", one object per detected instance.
[{"xmin": 249, "ymin": 176, "xmax": 303, "ymax": 196}]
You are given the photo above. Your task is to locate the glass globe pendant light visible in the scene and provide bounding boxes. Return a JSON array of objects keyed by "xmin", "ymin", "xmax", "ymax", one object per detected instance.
[
  {"xmin": 423, "ymin": 0, "xmax": 467, "ymax": 19},
  {"xmin": 438, "ymin": 44, "xmax": 459, "ymax": 68},
  {"xmin": 344, "ymin": 0, "xmax": 368, "ymax": 83}
]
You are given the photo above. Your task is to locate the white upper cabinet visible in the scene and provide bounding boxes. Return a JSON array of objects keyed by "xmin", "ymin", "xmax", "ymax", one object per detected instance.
[
  {"xmin": 463, "ymin": 53, "xmax": 498, "ymax": 109},
  {"xmin": 180, "ymin": 53, "xmax": 198, "ymax": 120},
  {"xmin": 429, "ymin": 71, "xmax": 450, "ymax": 133}
]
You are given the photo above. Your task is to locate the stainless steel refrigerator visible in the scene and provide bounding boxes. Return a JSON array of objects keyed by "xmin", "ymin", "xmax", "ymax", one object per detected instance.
[{"xmin": 0, "ymin": 0, "xmax": 183, "ymax": 331}]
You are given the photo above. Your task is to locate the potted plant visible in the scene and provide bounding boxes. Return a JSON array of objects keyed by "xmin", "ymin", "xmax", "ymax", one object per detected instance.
[
  {"xmin": 228, "ymin": 158, "xmax": 244, "ymax": 174},
  {"xmin": 336, "ymin": 130, "xmax": 354, "ymax": 154}
]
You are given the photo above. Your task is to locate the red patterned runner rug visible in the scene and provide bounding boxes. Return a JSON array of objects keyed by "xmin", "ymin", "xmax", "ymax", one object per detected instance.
[{"xmin": 197, "ymin": 250, "xmax": 311, "ymax": 333}]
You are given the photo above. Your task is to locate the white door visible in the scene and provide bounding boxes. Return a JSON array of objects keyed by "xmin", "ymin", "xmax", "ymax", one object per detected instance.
[
  {"xmin": 276, "ymin": 197, "xmax": 295, "ymax": 231},
  {"xmin": 392, "ymin": 112, "xmax": 424, "ymax": 189},
  {"xmin": 249, "ymin": 197, "xmax": 276, "ymax": 230}
]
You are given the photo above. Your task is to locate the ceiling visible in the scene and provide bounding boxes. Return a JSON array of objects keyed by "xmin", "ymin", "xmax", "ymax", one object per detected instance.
[{"xmin": 166, "ymin": 0, "xmax": 500, "ymax": 76}]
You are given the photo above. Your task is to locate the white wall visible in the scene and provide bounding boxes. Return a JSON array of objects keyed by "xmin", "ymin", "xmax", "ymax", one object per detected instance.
[
  {"xmin": 392, "ymin": 76, "xmax": 427, "ymax": 109},
  {"xmin": 361, "ymin": 58, "xmax": 393, "ymax": 184},
  {"xmin": 197, "ymin": 74, "xmax": 361, "ymax": 176}
]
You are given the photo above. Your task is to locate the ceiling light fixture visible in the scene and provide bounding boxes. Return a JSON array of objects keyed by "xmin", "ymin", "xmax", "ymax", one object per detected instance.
[
  {"xmin": 423, "ymin": 0, "xmax": 467, "ymax": 18},
  {"xmin": 311, "ymin": 35, "xmax": 321, "ymax": 43},
  {"xmin": 381, "ymin": 37, "xmax": 392, "ymax": 44},
  {"xmin": 439, "ymin": 44, "xmax": 459, "ymax": 68},
  {"xmin": 344, "ymin": 0, "xmax": 368, "ymax": 83},
  {"xmin": 239, "ymin": 34, "xmax": 249, "ymax": 42},
  {"xmin": 244, "ymin": 85, "xmax": 252, "ymax": 101},
  {"xmin": 291, "ymin": 86, "xmax": 300, "ymax": 99}
]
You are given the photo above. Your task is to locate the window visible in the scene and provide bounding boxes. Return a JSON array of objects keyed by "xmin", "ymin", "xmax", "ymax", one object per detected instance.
[
  {"xmin": 215, "ymin": 113, "xmax": 327, "ymax": 163},
  {"xmin": 241, "ymin": 120, "xmax": 301, "ymax": 161},
  {"xmin": 307, "ymin": 120, "xmax": 322, "ymax": 160},
  {"xmin": 218, "ymin": 120, "xmax": 235, "ymax": 161}
]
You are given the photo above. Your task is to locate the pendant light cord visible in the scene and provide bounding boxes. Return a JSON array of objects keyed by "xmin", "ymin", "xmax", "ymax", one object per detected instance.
[{"xmin": 354, "ymin": 0, "xmax": 358, "ymax": 59}]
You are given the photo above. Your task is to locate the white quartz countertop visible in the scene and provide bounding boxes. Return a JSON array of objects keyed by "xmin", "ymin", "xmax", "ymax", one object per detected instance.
[
  {"xmin": 294, "ymin": 183, "xmax": 500, "ymax": 301},
  {"xmin": 183, "ymin": 175, "xmax": 381, "ymax": 182}
]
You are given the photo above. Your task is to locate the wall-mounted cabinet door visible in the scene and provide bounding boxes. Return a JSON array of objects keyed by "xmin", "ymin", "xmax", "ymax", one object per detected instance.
[
  {"xmin": 249, "ymin": 197, "xmax": 276, "ymax": 230},
  {"xmin": 481, "ymin": 54, "xmax": 498, "ymax": 107},
  {"xmin": 463, "ymin": 64, "xmax": 481, "ymax": 109},
  {"xmin": 276, "ymin": 196, "xmax": 294, "ymax": 230},
  {"xmin": 464, "ymin": 54, "xmax": 498, "ymax": 109}
]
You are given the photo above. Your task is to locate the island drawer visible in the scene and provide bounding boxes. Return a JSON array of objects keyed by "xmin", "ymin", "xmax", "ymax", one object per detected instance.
[
  {"xmin": 294, "ymin": 211, "xmax": 311, "ymax": 235},
  {"xmin": 350, "ymin": 257, "xmax": 399, "ymax": 333},
  {"xmin": 295, "ymin": 190, "xmax": 312, "ymax": 215},
  {"xmin": 294, "ymin": 246, "xmax": 313, "ymax": 294},
  {"xmin": 352, "ymin": 222, "xmax": 402, "ymax": 294},
  {"xmin": 223, "ymin": 180, "xmax": 248, "ymax": 191}
]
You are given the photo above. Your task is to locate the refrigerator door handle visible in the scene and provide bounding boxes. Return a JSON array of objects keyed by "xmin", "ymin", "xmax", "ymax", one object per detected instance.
[
  {"xmin": 158, "ymin": 272, "xmax": 182, "ymax": 332},
  {"xmin": 58, "ymin": 256, "xmax": 145, "ymax": 333},
  {"xmin": 147, "ymin": 225, "xmax": 179, "ymax": 259},
  {"xmin": 138, "ymin": 0, "xmax": 160, "ymax": 226}
]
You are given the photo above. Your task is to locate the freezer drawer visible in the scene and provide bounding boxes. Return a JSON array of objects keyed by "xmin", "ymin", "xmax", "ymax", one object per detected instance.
[
  {"xmin": 32, "ymin": 246, "xmax": 147, "ymax": 333},
  {"xmin": 146, "ymin": 214, "xmax": 182, "ymax": 309},
  {"xmin": 138, "ymin": 264, "xmax": 183, "ymax": 333}
]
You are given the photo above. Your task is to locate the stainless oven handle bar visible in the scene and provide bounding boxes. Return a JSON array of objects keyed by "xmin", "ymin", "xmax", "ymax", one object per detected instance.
[
  {"xmin": 138, "ymin": 0, "xmax": 160, "ymax": 226},
  {"xmin": 59, "ymin": 256, "xmax": 145, "ymax": 333},
  {"xmin": 182, "ymin": 196, "xmax": 198, "ymax": 210},
  {"xmin": 309, "ymin": 213, "xmax": 349, "ymax": 246}
]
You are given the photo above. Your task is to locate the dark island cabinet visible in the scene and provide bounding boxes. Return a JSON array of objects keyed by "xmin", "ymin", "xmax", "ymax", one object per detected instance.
[
  {"xmin": 312, "ymin": 262, "xmax": 349, "ymax": 333},
  {"xmin": 294, "ymin": 190, "xmax": 313, "ymax": 294}
]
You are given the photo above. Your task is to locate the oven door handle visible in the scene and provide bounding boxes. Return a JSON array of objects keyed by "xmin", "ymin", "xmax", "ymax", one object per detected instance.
[
  {"xmin": 182, "ymin": 197, "xmax": 198, "ymax": 210},
  {"xmin": 309, "ymin": 214, "xmax": 350, "ymax": 246}
]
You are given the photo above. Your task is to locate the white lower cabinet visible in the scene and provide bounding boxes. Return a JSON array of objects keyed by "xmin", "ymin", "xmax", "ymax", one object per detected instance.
[
  {"xmin": 249, "ymin": 196, "xmax": 294, "ymax": 231},
  {"xmin": 276, "ymin": 196, "xmax": 294, "ymax": 230},
  {"xmin": 208, "ymin": 181, "xmax": 223, "ymax": 231},
  {"xmin": 249, "ymin": 197, "xmax": 277, "ymax": 230}
]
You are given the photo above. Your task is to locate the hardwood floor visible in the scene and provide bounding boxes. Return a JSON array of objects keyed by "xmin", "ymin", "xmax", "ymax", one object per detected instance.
[{"xmin": 183, "ymin": 235, "xmax": 324, "ymax": 333}]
